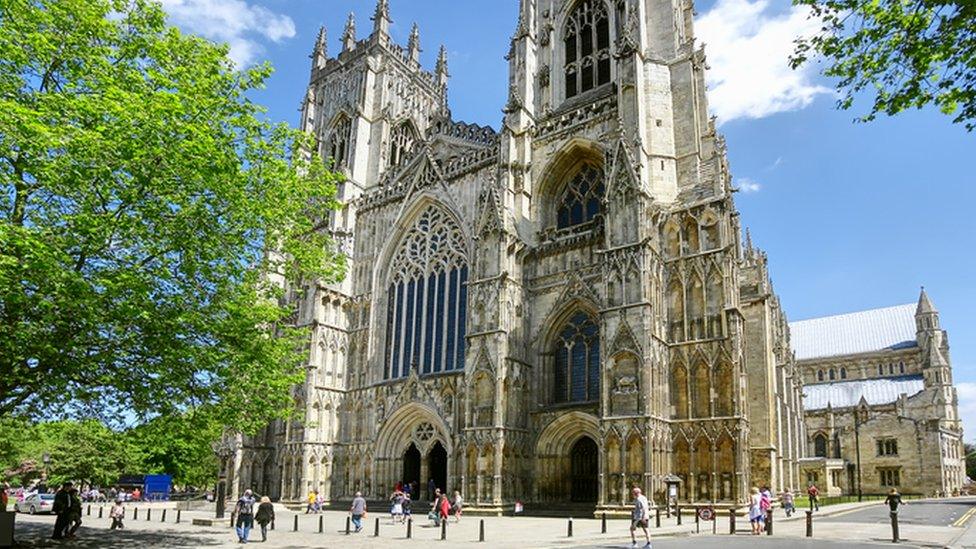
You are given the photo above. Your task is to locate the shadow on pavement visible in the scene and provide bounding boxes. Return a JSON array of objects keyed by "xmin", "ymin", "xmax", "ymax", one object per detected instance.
[{"xmin": 12, "ymin": 520, "xmax": 225, "ymax": 548}]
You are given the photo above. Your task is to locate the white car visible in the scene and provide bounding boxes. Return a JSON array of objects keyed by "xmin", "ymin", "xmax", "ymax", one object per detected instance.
[{"xmin": 15, "ymin": 493, "xmax": 56, "ymax": 514}]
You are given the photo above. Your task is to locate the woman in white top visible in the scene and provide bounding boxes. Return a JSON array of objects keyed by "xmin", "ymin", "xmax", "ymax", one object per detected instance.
[{"xmin": 748, "ymin": 486, "xmax": 765, "ymax": 535}]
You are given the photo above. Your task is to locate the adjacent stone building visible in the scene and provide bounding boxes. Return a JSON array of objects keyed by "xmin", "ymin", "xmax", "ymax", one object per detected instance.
[
  {"xmin": 792, "ymin": 290, "xmax": 965, "ymax": 497},
  {"xmin": 220, "ymin": 0, "xmax": 809, "ymax": 513}
]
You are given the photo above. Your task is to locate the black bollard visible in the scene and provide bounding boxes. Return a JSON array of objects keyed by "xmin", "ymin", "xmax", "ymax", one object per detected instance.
[
  {"xmin": 270, "ymin": 518, "xmax": 274, "ymax": 530},
  {"xmin": 602, "ymin": 512, "xmax": 607, "ymax": 534},
  {"xmin": 374, "ymin": 517, "xmax": 379, "ymax": 537},
  {"xmin": 441, "ymin": 518, "xmax": 447, "ymax": 540},
  {"xmin": 567, "ymin": 517, "xmax": 573, "ymax": 537},
  {"xmin": 479, "ymin": 519, "xmax": 485, "ymax": 542},
  {"xmin": 677, "ymin": 506, "xmax": 682, "ymax": 525},
  {"xmin": 162, "ymin": 509, "xmax": 167, "ymax": 523},
  {"xmin": 293, "ymin": 514, "xmax": 298, "ymax": 532},
  {"xmin": 729, "ymin": 509, "xmax": 736, "ymax": 535},
  {"xmin": 805, "ymin": 510, "xmax": 813, "ymax": 538},
  {"xmin": 345, "ymin": 516, "xmax": 351, "ymax": 535},
  {"xmin": 319, "ymin": 515, "xmax": 323, "ymax": 533},
  {"xmin": 890, "ymin": 511, "xmax": 899, "ymax": 543},
  {"xmin": 177, "ymin": 509, "xmax": 181, "ymax": 524},
  {"xmin": 766, "ymin": 509, "xmax": 773, "ymax": 535},
  {"xmin": 696, "ymin": 507, "xmax": 700, "ymax": 533},
  {"xmin": 656, "ymin": 507, "xmax": 661, "ymax": 528},
  {"xmin": 87, "ymin": 504, "xmax": 91, "ymax": 516},
  {"xmin": 133, "ymin": 507, "xmax": 138, "ymax": 521},
  {"xmin": 407, "ymin": 518, "xmax": 412, "ymax": 539},
  {"xmin": 146, "ymin": 508, "xmax": 151, "ymax": 521},
  {"xmin": 98, "ymin": 506, "xmax": 103, "ymax": 519},
  {"xmin": 229, "ymin": 513, "xmax": 234, "ymax": 528}
]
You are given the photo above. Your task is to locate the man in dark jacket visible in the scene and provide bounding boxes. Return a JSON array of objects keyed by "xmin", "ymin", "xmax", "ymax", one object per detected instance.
[{"xmin": 51, "ymin": 482, "xmax": 73, "ymax": 539}]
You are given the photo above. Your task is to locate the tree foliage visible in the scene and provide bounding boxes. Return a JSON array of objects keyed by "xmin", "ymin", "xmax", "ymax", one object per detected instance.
[
  {"xmin": 0, "ymin": 0, "xmax": 344, "ymax": 431},
  {"xmin": 792, "ymin": 0, "xmax": 976, "ymax": 129},
  {"xmin": 125, "ymin": 411, "xmax": 219, "ymax": 487}
]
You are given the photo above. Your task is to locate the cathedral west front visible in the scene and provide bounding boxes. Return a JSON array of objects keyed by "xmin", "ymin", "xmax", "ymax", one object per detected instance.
[{"xmin": 223, "ymin": 0, "xmax": 960, "ymax": 513}]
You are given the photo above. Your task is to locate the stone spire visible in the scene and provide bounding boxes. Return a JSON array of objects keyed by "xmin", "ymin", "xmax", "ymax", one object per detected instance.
[
  {"xmin": 916, "ymin": 286, "xmax": 940, "ymax": 332},
  {"xmin": 435, "ymin": 45, "xmax": 449, "ymax": 81},
  {"xmin": 342, "ymin": 12, "xmax": 356, "ymax": 52},
  {"xmin": 408, "ymin": 23, "xmax": 421, "ymax": 63},
  {"xmin": 371, "ymin": 0, "xmax": 391, "ymax": 38},
  {"xmin": 312, "ymin": 26, "xmax": 328, "ymax": 69}
]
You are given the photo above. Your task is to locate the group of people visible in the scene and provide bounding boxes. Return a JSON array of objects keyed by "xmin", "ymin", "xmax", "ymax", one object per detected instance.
[
  {"xmin": 232, "ymin": 489, "xmax": 276, "ymax": 544},
  {"xmin": 305, "ymin": 490, "xmax": 326, "ymax": 514},
  {"xmin": 50, "ymin": 482, "xmax": 83, "ymax": 540},
  {"xmin": 747, "ymin": 486, "xmax": 774, "ymax": 534},
  {"xmin": 425, "ymin": 489, "xmax": 463, "ymax": 527}
]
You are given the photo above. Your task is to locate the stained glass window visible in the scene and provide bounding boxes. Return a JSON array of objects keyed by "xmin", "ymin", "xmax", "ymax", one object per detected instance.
[
  {"xmin": 385, "ymin": 207, "xmax": 468, "ymax": 379},
  {"xmin": 564, "ymin": 0, "xmax": 611, "ymax": 99},
  {"xmin": 556, "ymin": 163, "xmax": 605, "ymax": 229},
  {"xmin": 553, "ymin": 311, "xmax": 600, "ymax": 403}
]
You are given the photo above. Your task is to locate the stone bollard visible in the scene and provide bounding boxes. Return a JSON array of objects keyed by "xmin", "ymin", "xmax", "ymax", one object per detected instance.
[
  {"xmin": 345, "ymin": 516, "xmax": 350, "ymax": 535},
  {"xmin": 441, "ymin": 517, "xmax": 447, "ymax": 540},
  {"xmin": 567, "ymin": 517, "xmax": 573, "ymax": 537},
  {"xmin": 293, "ymin": 514, "xmax": 298, "ymax": 532},
  {"xmin": 805, "ymin": 510, "xmax": 813, "ymax": 538},
  {"xmin": 656, "ymin": 507, "xmax": 661, "ymax": 528},
  {"xmin": 407, "ymin": 518, "xmax": 412, "ymax": 539},
  {"xmin": 374, "ymin": 516, "xmax": 379, "ymax": 537},
  {"xmin": 162, "ymin": 509, "xmax": 167, "ymax": 523},
  {"xmin": 319, "ymin": 515, "xmax": 323, "ymax": 533},
  {"xmin": 729, "ymin": 509, "xmax": 736, "ymax": 535},
  {"xmin": 479, "ymin": 519, "xmax": 485, "ymax": 542},
  {"xmin": 890, "ymin": 511, "xmax": 900, "ymax": 543},
  {"xmin": 766, "ymin": 509, "xmax": 773, "ymax": 535},
  {"xmin": 601, "ymin": 513, "xmax": 607, "ymax": 534}
]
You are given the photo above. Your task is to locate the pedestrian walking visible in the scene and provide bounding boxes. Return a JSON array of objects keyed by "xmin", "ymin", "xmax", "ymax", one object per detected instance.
[
  {"xmin": 110, "ymin": 498, "xmax": 125, "ymax": 530},
  {"xmin": 51, "ymin": 482, "xmax": 73, "ymax": 540},
  {"xmin": 885, "ymin": 489, "xmax": 904, "ymax": 512},
  {"xmin": 402, "ymin": 493, "xmax": 412, "ymax": 523},
  {"xmin": 1, "ymin": 482, "xmax": 9, "ymax": 512},
  {"xmin": 390, "ymin": 490, "xmax": 403, "ymax": 523},
  {"xmin": 66, "ymin": 487, "xmax": 83, "ymax": 538},
  {"xmin": 350, "ymin": 491, "xmax": 367, "ymax": 532},
  {"xmin": 451, "ymin": 490, "xmax": 463, "ymax": 522},
  {"xmin": 629, "ymin": 487, "xmax": 651, "ymax": 548},
  {"xmin": 748, "ymin": 487, "xmax": 765, "ymax": 535},
  {"xmin": 807, "ymin": 483, "xmax": 820, "ymax": 511},
  {"xmin": 255, "ymin": 496, "xmax": 275, "ymax": 542},
  {"xmin": 427, "ymin": 478, "xmax": 436, "ymax": 501},
  {"xmin": 234, "ymin": 489, "xmax": 257, "ymax": 543},
  {"xmin": 428, "ymin": 489, "xmax": 442, "ymax": 526},
  {"xmin": 781, "ymin": 489, "xmax": 795, "ymax": 517},
  {"xmin": 306, "ymin": 490, "xmax": 317, "ymax": 514}
]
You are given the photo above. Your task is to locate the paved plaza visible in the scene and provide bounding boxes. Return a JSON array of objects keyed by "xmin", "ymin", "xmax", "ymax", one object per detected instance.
[{"xmin": 7, "ymin": 497, "xmax": 976, "ymax": 548}]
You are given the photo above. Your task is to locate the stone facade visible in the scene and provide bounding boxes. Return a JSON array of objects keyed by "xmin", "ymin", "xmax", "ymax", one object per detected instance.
[
  {"xmin": 792, "ymin": 291, "xmax": 965, "ymax": 497},
  {"xmin": 223, "ymin": 0, "xmax": 807, "ymax": 513}
]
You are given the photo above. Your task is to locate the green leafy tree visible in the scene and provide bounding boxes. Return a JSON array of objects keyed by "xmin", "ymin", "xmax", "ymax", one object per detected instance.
[
  {"xmin": 126, "ymin": 411, "xmax": 219, "ymax": 487},
  {"xmin": 0, "ymin": 0, "xmax": 344, "ymax": 431},
  {"xmin": 966, "ymin": 442, "xmax": 976, "ymax": 481},
  {"xmin": 791, "ymin": 0, "xmax": 976, "ymax": 129},
  {"xmin": 35, "ymin": 421, "xmax": 139, "ymax": 487}
]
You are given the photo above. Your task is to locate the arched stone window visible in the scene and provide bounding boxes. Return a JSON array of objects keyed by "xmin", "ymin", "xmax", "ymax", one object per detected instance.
[
  {"xmin": 553, "ymin": 311, "xmax": 600, "ymax": 403},
  {"xmin": 817, "ymin": 369, "xmax": 824, "ymax": 382},
  {"xmin": 840, "ymin": 367, "xmax": 847, "ymax": 380},
  {"xmin": 385, "ymin": 206, "xmax": 468, "ymax": 379},
  {"xmin": 388, "ymin": 121, "xmax": 417, "ymax": 168},
  {"xmin": 556, "ymin": 163, "xmax": 605, "ymax": 229},
  {"xmin": 813, "ymin": 433, "xmax": 828, "ymax": 457},
  {"xmin": 828, "ymin": 368, "xmax": 836, "ymax": 381},
  {"xmin": 326, "ymin": 115, "xmax": 352, "ymax": 169},
  {"xmin": 563, "ymin": 0, "xmax": 611, "ymax": 99}
]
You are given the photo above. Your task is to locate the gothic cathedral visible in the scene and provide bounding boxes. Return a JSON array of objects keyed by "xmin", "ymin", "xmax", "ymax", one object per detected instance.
[{"xmin": 229, "ymin": 0, "xmax": 807, "ymax": 513}]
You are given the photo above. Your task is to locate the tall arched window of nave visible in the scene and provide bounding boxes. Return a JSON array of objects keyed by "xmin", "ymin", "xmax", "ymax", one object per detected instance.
[
  {"xmin": 384, "ymin": 206, "xmax": 468, "ymax": 379},
  {"xmin": 563, "ymin": 0, "xmax": 611, "ymax": 99},
  {"xmin": 556, "ymin": 162, "xmax": 605, "ymax": 229},
  {"xmin": 553, "ymin": 311, "xmax": 600, "ymax": 403}
]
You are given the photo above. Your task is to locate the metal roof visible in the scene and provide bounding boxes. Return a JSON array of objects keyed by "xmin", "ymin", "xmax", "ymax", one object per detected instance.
[
  {"xmin": 803, "ymin": 375, "xmax": 925, "ymax": 410},
  {"xmin": 789, "ymin": 304, "xmax": 918, "ymax": 361}
]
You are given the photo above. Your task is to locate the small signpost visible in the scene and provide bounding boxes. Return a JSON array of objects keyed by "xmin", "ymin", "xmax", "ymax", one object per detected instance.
[{"xmin": 697, "ymin": 506, "xmax": 717, "ymax": 534}]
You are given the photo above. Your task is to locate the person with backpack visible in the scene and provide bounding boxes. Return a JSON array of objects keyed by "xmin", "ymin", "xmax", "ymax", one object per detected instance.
[
  {"xmin": 234, "ymin": 489, "xmax": 256, "ymax": 543},
  {"xmin": 807, "ymin": 483, "xmax": 820, "ymax": 511},
  {"xmin": 109, "ymin": 498, "xmax": 125, "ymax": 530}
]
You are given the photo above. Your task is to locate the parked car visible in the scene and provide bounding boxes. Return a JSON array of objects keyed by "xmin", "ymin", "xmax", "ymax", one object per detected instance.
[{"xmin": 15, "ymin": 493, "xmax": 55, "ymax": 514}]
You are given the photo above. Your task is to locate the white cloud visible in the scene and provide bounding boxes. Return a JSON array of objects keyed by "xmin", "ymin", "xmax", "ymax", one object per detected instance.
[
  {"xmin": 955, "ymin": 382, "xmax": 976, "ymax": 442},
  {"xmin": 159, "ymin": 0, "xmax": 296, "ymax": 66},
  {"xmin": 696, "ymin": 0, "xmax": 831, "ymax": 123},
  {"xmin": 737, "ymin": 177, "xmax": 762, "ymax": 193}
]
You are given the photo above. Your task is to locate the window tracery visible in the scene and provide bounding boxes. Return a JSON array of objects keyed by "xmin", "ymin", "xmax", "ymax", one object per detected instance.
[
  {"xmin": 556, "ymin": 163, "xmax": 605, "ymax": 229},
  {"xmin": 563, "ymin": 0, "xmax": 611, "ymax": 99},
  {"xmin": 385, "ymin": 207, "xmax": 468, "ymax": 379},
  {"xmin": 327, "ymin": 115, "xmax": 352, "ymax": 169},
  {"xmin": 388, "ymin": 121, "xmax": 417, "ymax": 168},
  {"xmin": 553, "ymin": 311, "xmax": 600, "ymax": 403}
]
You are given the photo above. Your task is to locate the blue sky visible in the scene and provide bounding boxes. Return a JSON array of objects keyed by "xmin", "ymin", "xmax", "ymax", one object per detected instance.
[{"xmin": 159, "ymin": 0, "xmax": 975, "ymax": 437}]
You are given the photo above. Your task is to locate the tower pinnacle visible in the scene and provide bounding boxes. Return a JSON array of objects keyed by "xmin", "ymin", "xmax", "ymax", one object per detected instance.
[
  {"xmin": 372, "ymin": 0, "xmax": 391, "ymax": 38},
  {"xmin": 312, "ymin": 26, "xmax": 328, "ymax": 69},
  {"xmin": 408, "ymin": 23, "xmax": 421, "ymax": 63},
  {"xmin": 342, "ymin": 12, "xmax": 356, "ymax": 52}
]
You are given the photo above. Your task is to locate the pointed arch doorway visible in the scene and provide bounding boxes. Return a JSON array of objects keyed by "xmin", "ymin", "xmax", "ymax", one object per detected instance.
[
  {"xmin": 403, "ymin": 443, "xmax": 421, "ymax": 488},
  {"xmin": 429, "ymin": 441, "xmax": 448, "ymax": 496},
  {"xmin": 570, "ymin": 436, "xmax": 598, "ymax": 502}
]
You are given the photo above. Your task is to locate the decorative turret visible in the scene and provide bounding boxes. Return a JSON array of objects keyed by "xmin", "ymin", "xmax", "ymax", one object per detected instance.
[
  {"xmin": 408, "ymin": 23, "xmax": 421, "ymax": 64},
  {"xmin": 342, "ymin": 12, "xmax": 356, "ymax": 52},
  {"xmin": 371, "ymin": 0, "xmax": 391, "ymax": 39},
  {"xmin": 312, "ymin": 26, "xmax": 328, "ymax": 69},
  {"xmin": 435, "ymin": 45, "xmax": 449, "ymax": 82},
  {"xmin": 915, "ymin": 287, "xmax": 939, "ymax": 331}
]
